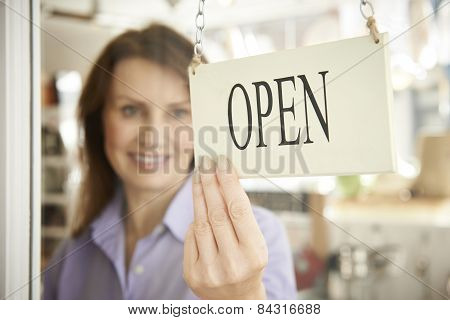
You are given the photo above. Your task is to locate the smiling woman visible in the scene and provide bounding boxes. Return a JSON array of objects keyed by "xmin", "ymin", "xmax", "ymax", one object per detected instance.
[
  {"xmin": 42, "ymin": 23, "xmax": 297, "ymax": 300},
  {"xmin": 72, "ymin": 24, "xmax": 198, "ymax": 238}
]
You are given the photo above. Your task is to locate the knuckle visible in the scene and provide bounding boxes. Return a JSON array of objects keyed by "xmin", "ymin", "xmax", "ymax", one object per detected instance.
[
  {"xmin": 201, "ymin": 267, "xmax": 220, "ymax": 288},
  {"xmin": 245, "ymin": 241, "xmax": 268, "ymax": 271},
  {"xmin": 205, "ymin": 278, "xmax": 220, "ymax": 289},
  {"xmin": 219, "ymin": 172, "xmax": 235, "ymax": 185},
  {"xmin": 193, "ymin": 220, "xmax": 212, "ymax": 235},
  {"xmin": 200, "ymin": 175, "xmax": 215, "ymax": 187},
  {"xmin": 192, "ymin": 278, "xmax": 205, "ymax": 290},
  {"xmin": 253, "ymin": 245, "xmax": 269, "ymax": 270},
  {"xmin": 183, "ymin": 270, "xmax": 198, "ymax": 288},
  {"xmin": 229, "ymin": 199, "xmax": 250, "ymax": 220},
  {"xmin": 184, "ymin": 263, "xmax": 222, "ymax": 291},
  {"xmin": 209, "ymin": 206, "xmax": 228, "ymax": 226}
]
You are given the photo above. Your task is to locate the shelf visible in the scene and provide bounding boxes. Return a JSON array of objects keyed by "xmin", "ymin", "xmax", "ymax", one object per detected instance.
[
  {"xmin": 41, "ymin": 105, "xmax": 77, "ymax": 127},
  {"xmin": 42, "ymin": 226, "xmax": 67, "ymax": 239},
  {"xmin": 42, "ymin": 155, "xmax": 69, "ymax": 167},
  {"xmin": 326, "ymin": 196, "xmax": 450, "ymax": 228},
  {"xmin": 42, "ymin": 193, "xmax": 68, "ymax": 206}
]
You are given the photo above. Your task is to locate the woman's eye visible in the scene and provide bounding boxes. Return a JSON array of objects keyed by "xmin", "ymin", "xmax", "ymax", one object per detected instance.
[
  {"xmin": 120, "ymin": 105, "xmax": 140, "ymax": 117},
  {"xmin": 173, "ymin": 109, "xmax": 189, "ymax": 118}
]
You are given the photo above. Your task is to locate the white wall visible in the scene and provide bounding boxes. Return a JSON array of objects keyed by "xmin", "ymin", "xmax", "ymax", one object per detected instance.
[{"xmin": 41, "ymin": 18, "xmax": 119, "ymax": 81}]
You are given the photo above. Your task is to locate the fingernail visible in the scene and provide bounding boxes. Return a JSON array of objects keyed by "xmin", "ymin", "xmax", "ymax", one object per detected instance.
[
  {"xmin": 193, "ymin": 167, "xmax": 201, "ymax": 183},
  {"xmin": 200, "ymin": 155, "xmax": 215, "ymax": 173},
  {"xmin": 217, "ymin": 155, "xmax": 230, "ymax": 172}
]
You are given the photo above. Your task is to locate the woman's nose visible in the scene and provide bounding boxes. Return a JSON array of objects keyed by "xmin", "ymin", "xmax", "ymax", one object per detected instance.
[{"xmin": 138, "ymin": 118, "xmax": 170, "ymax": 151}]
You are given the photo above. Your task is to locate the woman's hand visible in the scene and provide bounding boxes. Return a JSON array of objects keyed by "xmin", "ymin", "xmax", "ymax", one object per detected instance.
[{"xmin": 183, "ymin": 155, "xmax": 269, "ymax": 299}]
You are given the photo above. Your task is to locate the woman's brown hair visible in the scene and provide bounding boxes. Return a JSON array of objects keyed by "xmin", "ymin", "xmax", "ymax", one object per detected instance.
[{"xmin": 71, "ymin": 23, "xmax": 202, "ymax": 237}]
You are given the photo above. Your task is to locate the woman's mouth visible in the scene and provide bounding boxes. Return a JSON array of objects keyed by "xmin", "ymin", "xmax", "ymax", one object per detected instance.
[{"xmin": 128, "ymin": 152, "xmax": 170, "ymax": 171}]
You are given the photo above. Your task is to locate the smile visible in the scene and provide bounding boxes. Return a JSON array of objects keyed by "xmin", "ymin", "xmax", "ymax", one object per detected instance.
[{"xmin": 128, "ymin": 152, "xmax": 170, "ymax": 169}]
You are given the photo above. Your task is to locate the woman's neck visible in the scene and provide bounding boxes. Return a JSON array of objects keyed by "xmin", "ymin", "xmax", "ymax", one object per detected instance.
[{"xmin": 122, "ymin": 181, "xmax": 183, "ymax": 239}]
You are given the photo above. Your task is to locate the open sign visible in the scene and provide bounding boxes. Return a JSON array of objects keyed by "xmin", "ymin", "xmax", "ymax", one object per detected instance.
[
  {"xmin": 189, "ymin": 33, "xmax": 396, "ymax": 178},
  {"xmin": 227, "ymin": 71, "xmax": 330, "ymax": 150}
]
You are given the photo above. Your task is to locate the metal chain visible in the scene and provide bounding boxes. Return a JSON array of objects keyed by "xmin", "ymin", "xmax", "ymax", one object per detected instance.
[
  {"xmin": 360, "ymin": 0, "xmax": 375, "ymax": 20},
  {"xmin": 194, "ymin": 0, "xmax": 206, "ymax": 59}
]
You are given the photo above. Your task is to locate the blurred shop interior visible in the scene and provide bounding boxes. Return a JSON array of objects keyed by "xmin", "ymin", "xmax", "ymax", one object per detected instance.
[{"xmin": 40, "ymin": 0, "xmax": 450, "ymax": 299}]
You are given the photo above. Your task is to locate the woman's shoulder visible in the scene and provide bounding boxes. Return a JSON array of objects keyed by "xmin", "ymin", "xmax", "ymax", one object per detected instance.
[
  {"xmin": 41, "ymin": 231, "xmax": 91, "ymax": 299},
  {"xmin": 52, "ymin": 229, "xmax": 92, "ymax": 258}
]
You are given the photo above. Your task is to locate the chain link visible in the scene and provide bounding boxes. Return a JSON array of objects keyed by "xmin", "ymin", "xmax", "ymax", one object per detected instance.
[
  {"xmin": 360, "ymin": 0, "xmax": 375, "ymax": 20},
  {"xmin": 194, "ymin": 0, "xmax": 206, "ymax": 58}
]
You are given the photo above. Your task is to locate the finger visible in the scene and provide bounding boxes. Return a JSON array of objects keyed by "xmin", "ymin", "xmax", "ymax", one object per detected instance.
[
  {"xmin": 183, "ymin": 224, "xmax": 198, "ymax": 287},
  {"xmin": 192, "ymin": 167, "xmax": 218, "ymax": 262},
  {"xmin": 199, "ymin": 156, "xmax": 239, "ymax": 253},
  {"xmin": 183, "ymin": 223, "xmax": 199, "ymax": 266},
  {"xmin": 215, "ymin": 155, "xmax": 262, "ymax": 246}
]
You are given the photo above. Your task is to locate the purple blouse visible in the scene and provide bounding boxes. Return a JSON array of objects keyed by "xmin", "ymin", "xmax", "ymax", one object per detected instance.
[{"xmin": 43, "ymin": 173, "xmax": 298, "ymax": 299}]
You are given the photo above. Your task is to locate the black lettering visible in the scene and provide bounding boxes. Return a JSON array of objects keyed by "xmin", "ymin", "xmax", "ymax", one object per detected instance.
[
  {"xmin": 297, "ymin": 71, "xmax": 329, "ymax": 144},
  {"xmin": 228, "ymin": 84, "xmax": 252, "ymax": 150},
  {"xmin": 252, "ymin": 81, "xmax": 273, "ymax": 148},
  {"xmin": 274, "ymin": 76, "xmax": 301, "ymax": 146}
]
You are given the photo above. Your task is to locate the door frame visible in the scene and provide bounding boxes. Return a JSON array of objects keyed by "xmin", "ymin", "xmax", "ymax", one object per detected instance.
[{"xmin": 0, "ymin": 0, "xmax": 41, "ymax": 300}]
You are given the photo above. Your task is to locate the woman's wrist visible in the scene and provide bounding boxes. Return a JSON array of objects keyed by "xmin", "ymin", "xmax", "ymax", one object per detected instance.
[{"xmin": 238, "ymin": 282, "xmax": 267, "ymax": 300}]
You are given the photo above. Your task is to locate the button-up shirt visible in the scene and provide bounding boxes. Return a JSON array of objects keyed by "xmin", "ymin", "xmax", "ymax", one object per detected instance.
[{"xmin": 43, "ymin": 173, "xmax": 297, "ymax": 299}]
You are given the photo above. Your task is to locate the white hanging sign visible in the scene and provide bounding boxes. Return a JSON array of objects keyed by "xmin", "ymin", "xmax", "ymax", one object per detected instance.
[{"xmin": 189, "ymin": 33, "xmax": 397, "ymax": 178}]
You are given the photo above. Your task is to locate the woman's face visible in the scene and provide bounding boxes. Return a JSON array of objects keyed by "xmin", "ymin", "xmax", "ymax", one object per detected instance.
[{"xmin": 102, "ymin": 57, "xmax": 193, "ymax": 192}]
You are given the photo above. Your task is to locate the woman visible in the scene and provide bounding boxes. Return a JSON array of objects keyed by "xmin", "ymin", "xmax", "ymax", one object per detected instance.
[{"xmin": 43, "ymin": 23, "xmax": 297, "ymax": 300}]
